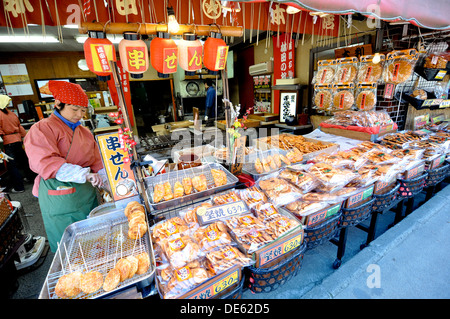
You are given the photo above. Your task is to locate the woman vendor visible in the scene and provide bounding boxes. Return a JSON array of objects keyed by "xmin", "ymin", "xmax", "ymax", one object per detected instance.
[{"xmin": 24, "ymin": 81, "xmax": 104, "ymax": 252}]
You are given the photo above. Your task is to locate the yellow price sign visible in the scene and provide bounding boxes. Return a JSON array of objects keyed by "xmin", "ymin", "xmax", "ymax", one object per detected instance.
[{"xmin": 258, "ymin": 233, "xmax": 303, "ymax": 267}]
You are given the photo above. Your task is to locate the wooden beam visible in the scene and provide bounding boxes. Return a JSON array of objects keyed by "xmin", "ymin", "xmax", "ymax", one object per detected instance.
[{"xmin": 80, "ymin": 22, "xmax": 243, "ymax": 37}]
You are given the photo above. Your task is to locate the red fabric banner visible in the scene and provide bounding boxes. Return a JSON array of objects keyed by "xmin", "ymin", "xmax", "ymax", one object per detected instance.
[{"xmin": 272, "ymin": 33, "xmax": 296, "ymax": 114}]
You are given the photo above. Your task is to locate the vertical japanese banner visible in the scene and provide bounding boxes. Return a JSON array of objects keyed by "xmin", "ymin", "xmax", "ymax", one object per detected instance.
[
  {"xmin": 107, "ymin": 59, "xmax": 134, "ymax": 126},
  {"xmin": 96, "ymin": 132, "xmax": 137, "ymax": 202},
  {"xmin": 273, "ymin": 33, "xmax": 295, "ymax": 114}
]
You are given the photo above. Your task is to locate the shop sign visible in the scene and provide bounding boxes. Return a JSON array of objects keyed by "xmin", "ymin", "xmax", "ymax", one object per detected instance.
[
  {"xmin": 335, "ymin": 44, "xmax": 373, "ymax": 59},
  {"xmin": 96, "ymin": 132, "xmax": 137, "ymax": 201}
]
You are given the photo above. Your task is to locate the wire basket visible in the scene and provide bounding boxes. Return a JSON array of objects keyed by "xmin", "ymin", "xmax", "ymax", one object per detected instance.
[
  {"xmin": 245, "ymin": 243, "xmax": 306, "ymax": 294},
  {"xmin": 397, "ymin": 172, "xmax": 428, "ymax": 199},
  {"xmin": 340, "ymin": 198, "xmax": 375, "ymax": 228},
  {"xmin": 304, "ymin": 213, "xmax": 342, "ymax": 249},
  {"xmin": 425, "ymin": 163, "xmax": 449, "ymax": 188},
  {"xmin": 372, "ymin": 183, "xmax": 401, "ymax": 213},
  {"xmin": 0, "ymin": 207, "xmax": 22, "ymax": 266}
]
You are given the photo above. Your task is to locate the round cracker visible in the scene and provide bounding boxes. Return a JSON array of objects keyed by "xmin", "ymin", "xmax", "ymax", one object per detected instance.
[{"xmin": 356, "ymin": 91, "xmax": 376, "ymax": 110}]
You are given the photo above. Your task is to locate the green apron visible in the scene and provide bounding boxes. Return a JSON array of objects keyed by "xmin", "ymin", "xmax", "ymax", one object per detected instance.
[{"xmin": 38, "ymin": 126, "xmax": 98, "ymax": 252}]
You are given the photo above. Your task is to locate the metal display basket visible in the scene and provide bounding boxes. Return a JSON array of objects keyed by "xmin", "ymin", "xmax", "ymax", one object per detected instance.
[
  {"xmin": 0, "ymin": 206, "xmax": 22, "ymax": 266},
  {"xmin": 372, "ymin": 183, "xmax": 401, "ymax": 212},
  {"xmin": 245, "ymin": 243, "xmax": 306, "ymax": 294},
  {"xmin": 304, "ymin": 213, "xmax": 342, "ymax": 250},
  {"xmin": 144, "ymin": 163, "xmax": 239, "ymax": 212},
  {"xmin": 397, "ymin": 172, "xmax": 428, "ymax": 199},
  {"xmin": 242, "ymin": 148, "xmax": 289, "ymax": 180},
  {"xmin": 340, "ymin": 198, "xmax": 375, "ymax": 228},
  {"xmin": 425, "ymin": 163, "xmax": 449, "ymax": 188},
  {"xmin": 39, "ymin": 209, "xmax": 155, "ymax": 299}
]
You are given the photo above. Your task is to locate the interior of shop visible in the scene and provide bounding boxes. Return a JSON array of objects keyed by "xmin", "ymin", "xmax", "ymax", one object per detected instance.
[{"xmin": 0, "ymin": 0, "xmax": 449, "ymax": 302}]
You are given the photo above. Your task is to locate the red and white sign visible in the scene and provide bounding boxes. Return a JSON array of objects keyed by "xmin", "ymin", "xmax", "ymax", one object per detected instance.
[{"xmin": 273, "ymin": 33, "xmax": 295, "ymax": 114}]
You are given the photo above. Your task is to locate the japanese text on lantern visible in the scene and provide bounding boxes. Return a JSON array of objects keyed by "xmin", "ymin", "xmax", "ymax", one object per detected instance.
[
  {"xmin": 92, "ymin": 44, "xmax": 113, "ymax": 72},
  {"xmin": 215, "ymin": 46, "xmax": 229, "ymax": 70},
  {"xmin": 126, "ymin": 47, "xmax": 146, "ymax": 72},
  {"xmin": 188, "ymin": 46, "xmax": 202, "ymax": 70},
  {"xmin": 163, "ymin": 48, "xmax": 178, "ymax": 73}
]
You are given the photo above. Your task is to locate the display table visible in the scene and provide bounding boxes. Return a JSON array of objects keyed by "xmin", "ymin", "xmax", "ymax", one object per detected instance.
[{"xmin": 275, "ymin": 123, "xmax": 313, "ymax": 135}]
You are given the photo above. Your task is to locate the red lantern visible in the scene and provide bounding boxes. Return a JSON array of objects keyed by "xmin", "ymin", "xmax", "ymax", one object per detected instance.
[
  {"xmin": 150, "ymin": 32, "xmax": 178, "ymax": 78},
  {"xmin": 119, "ymin": 32, "xmax": 149, "ymax": 79},
  {"xmin": 83, "ymin": 31, "xmax": 117, "ymax": 81},
  {"xmin": 203, "ymin": 32, "xmax": 229, "ymax": 74},
  {"xmin": 178, "ymin": 33, "xmax": 203, "ymax": 76}
]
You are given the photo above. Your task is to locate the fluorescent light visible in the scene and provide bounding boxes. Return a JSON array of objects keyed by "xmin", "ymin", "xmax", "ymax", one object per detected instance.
[
  {"xmin": 75, "ymin": 34, "xmax": 122, "ymax": 44},
  {"xmin": 0, "ymin": 35, "xmax": 59, "ymax": 43},
  {"xmin": 63, "ymin": 24, "xmax": 79, "ymax": 29}
]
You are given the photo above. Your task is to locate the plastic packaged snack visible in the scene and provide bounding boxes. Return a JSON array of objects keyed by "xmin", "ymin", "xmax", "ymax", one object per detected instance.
[
  {"xmin": 257, "ymin": 172, "xmax": 303, "ymax": 207},
  {"xmin": 278, "ymin": 166, "xmax": 320, "ymax": 193},
  {"xmin": 313, "ymin": 84, "xmax": 333, "ymax": 113},
  {"xmin": 156, "ymin": 260, "xmax": 210, "ymax": 299},
  {"xmin": 383, "ymin": 49, "xmax": 419, "ymax": 84},
  {"xmin": 223, "ymin": 213, "xmax": 267, "ymax": 237},
  {"xmin": 308, "ymin": 163, "xmax": 359, "ymax": 192},
  {"xmin": 357, "ymin": 54, "xmax": 386, "ymax": 83},
  {"xmin": 334, "ymin": 57, "xmax": 359, "ymax": 83},
  {"xmin": 152, "ymin": 217, "xmax": 192, "ymax": 244},
  {"xmin": 354, "ymin": 148, "xmax": 400, "ymax": 171},
  {"xmin": 211, "ymin": 190, "xmax": 241, "ymax": 206},
  {"xmin": 310, "ymin": 152, "xmax": 355, "ymax": 169},
  {"xmin": 192, "ymin": 221, "xmax": 233, "ymax": 251},
  {"xmin": 331, "ymin": 83, "xmax": 355, "ymax": 112},
  {"xmin": 205, "ymin": 245, "xmax": 254, "ymax": 276},
  {"xmin": 355, "ymin": 82, "xmax": 377, "ymax": 111},
  {"xmin": 284, "ymin": 200, "xmax": 329, "ymax": 220},
  {"xmin": 156, "ymin": 234, "xmax": 204, "ymax": 269},
  {"xmin": 178, "ymin": 201, "xmax": 214, "ymax": 227},
  {"xmin": 423, "ymin": 52, "xmax": 449, "ymax": 69},
  {"xmin": 313, "ymin": 59, "xmax": 337, "ymax": 84},
  {"xmin": 237, "ymin": 186, "xmax": 268, "ymax": 208}
]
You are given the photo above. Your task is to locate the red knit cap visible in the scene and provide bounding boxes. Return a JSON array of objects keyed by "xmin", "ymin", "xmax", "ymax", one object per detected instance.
[{"xmin": 48, "ymin": 81, "xmax": 89, "ymax": 107}]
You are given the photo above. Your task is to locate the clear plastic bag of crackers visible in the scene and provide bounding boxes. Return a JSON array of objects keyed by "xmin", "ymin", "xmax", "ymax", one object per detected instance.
[
  {"xmin": 355, "ymin": 82, "xmax": 377, "ymax": 111},
  {"xmin": 313, "ymin": 83, "xmax": 333, "ymax": 114},
  {"xmin": 334, "ymin": 57, "xmax": 359, "ymax": 84},
  {"xmin": 382, "ymin": 49, "xmax": 419, "ymax": 85},
  {"xmin": 257, "ymin": 171, "xmax": 303, "ymax": 207},
  {"xmin": 357, "ymin": 54, "xmax": 386, "ymax": 83},
  {"xmin": 312, "ymin": 59, "xmax": 337, "ymax": 85},
  {"xmin": 330, "ymin": 83, "xmax": 355, "ymax": 112}
]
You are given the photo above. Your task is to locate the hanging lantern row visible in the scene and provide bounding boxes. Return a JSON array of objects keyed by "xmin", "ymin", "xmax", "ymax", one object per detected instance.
[{"xmin": 84, "ymin": 30, "xmax": 229, "ymax": 80}]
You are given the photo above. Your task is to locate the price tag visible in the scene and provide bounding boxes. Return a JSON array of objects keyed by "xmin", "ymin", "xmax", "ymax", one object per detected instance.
[
  {"xmin": 306, "ymin": 203, "xmax": 341, "ymax": 227},
  {"xmin": 434, "ymin": 70, "xmax": 447, "ymax": 80},
  {"xmin": 346, "ymin": 185, "xmax": 374, "ymax": 207},
  {"xmin": 384, "ymin": 83, "xmax": 395, "ymax": 99},
  {"xmin": 378, "ymin": 124, "xmax": 394, "ymax": 135},
  {"xmin": 439, "ymin": 100, "xmax": 450, "ymax": 108},
  {"xmin": 188, "ymin": 267, "xmax": 240, "ymax": 299},
  {"xmin": 422, "ymin": 99, "xmax": 443, "ymax": 107},
  {"xmin": 258, "ymin": 233, "xmax": 303, "ymax": 267},
  {"xmin": 197, "ymin": 200, "xmax": 248, "ymax": 225}
]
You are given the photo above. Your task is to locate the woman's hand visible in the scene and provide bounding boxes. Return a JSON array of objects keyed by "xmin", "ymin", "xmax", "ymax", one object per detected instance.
[{"xmin": 87, "ymin": 173, "xmax": 103, "ymax": 187}]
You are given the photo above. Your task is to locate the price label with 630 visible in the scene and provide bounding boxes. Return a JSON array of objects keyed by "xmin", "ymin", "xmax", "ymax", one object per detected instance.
[
  {"xmin": 259, "ymin": 233, "xmax": 303, "ymax": 267},
  {"xmin": 197, "ymin": 200, "xmax": 248, "ymax": 225}
]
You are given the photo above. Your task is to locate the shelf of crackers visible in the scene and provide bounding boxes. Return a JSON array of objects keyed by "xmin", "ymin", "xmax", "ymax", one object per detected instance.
[
  {"xmin": 256, "ymin": 133, "xmax": 338, "ymax": 162},
  {"xmin": 150, "ymin": 188, "xmax": 302, "ymax": 299},
  {"xmin": 415, "ymin": 51, "xmax": 450, "ymax": 81},
  {"xmin": 278, "ymin": 141, "xmax": 416, "ymax": 229}
]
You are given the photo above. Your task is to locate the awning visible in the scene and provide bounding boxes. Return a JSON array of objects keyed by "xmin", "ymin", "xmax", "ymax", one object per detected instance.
[{"xmin": 242, "ymin": 0, "xmax": 450, "ymax": 30}]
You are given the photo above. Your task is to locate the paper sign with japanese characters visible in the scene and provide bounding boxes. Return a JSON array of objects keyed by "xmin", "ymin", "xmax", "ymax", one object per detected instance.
[{"xmin": 97, "ymin": 132, "xmax": 137, "ymax": 201}]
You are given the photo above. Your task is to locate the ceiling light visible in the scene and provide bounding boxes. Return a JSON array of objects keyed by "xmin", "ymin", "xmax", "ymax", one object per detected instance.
[
  {"xmin": 167, "ymin": 6, "xmax": 180, "ymax": 34},
  {"xmin": 286, "ymin": 6, "xmax": 301, "ymax": 14},
  {"xmin": 372, "ymin": 53, "xmax": 381, "ymax": 64},
  {"xmin": 0, "ymin": 35, "xmax": 59, "ymax": 43},
  {"xmin": 63, "ymin": 24, "xmax": 79, "ymax": 29}
]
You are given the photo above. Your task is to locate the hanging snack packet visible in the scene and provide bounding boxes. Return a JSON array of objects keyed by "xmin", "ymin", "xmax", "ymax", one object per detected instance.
[
  {"xmin": 313, "ymin": 59, "xmax": 337, "ymax": 84},
  {"xmin": 334, "ymin": 57, "xmax": 359, "ymax": 83},
  {"xmin": 313, "ymin": 84, "xmax": 333, "ymax": 113},
  {"xmin": 357, "ymin": 54, "xmax": 386, "ymax": 83},
  {"xmin": 383, "ymin": 49, "xmax": 419, "ymax": 84},
  {"xmin": 331, "ymin": 83, "xmax": 355, "ymax": 112},
  {"xmin": 355, "ymin": 82, "xmax": 377, "ymax": 111}
]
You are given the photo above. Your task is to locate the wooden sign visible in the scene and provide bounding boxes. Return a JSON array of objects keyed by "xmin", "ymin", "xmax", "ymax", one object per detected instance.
[{"xmin": 335, "ymin": 44, "xmax": 373, "ymax": 59}]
